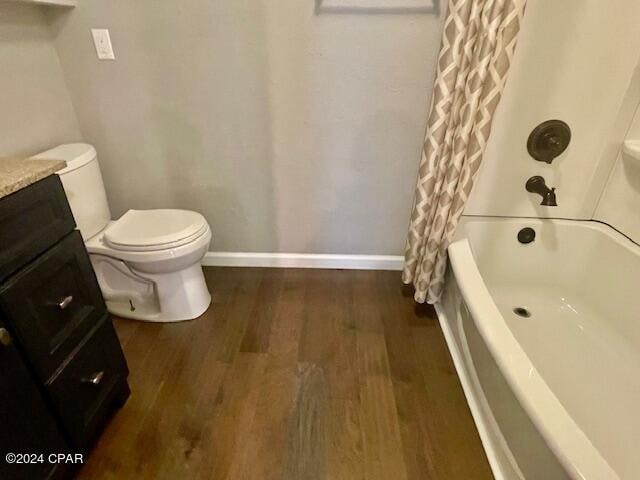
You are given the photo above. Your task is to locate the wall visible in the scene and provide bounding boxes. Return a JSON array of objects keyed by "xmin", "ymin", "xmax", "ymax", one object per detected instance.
[
  {"xmin": 47, "ymin": 0, "xmax": 443, "ymax": 255},
  {"xmin": 464, "ymin": 0, "xmax": 640, "ymax": 221},
  {"xmin": 0, "ymin": 2, "xmax": 81, "ymax": 157},
  {"xmin": 595, "ymin": 64, "xmax": 640, "ymax": 243}
]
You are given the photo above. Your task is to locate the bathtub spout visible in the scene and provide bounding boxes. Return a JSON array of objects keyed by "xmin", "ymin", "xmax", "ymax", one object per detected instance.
[{"xmin": 526, "ymin": 176, "xmax": 558, "ymax": 206}]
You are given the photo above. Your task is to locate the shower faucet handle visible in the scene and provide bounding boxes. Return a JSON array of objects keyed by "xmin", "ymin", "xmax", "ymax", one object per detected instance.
[{"xmin": 527, "ymin": 120, "xmax": 571, "ymax": 164}]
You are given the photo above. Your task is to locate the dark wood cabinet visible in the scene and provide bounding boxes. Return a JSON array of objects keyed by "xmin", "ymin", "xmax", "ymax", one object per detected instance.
[
  {"xmin": 0, "ymin": 175, "xmax": 75, "ymax": 282},
  {"xmin": 0, "ymin": 231, "xmax": 107, "ymax": 383},
  {"xmin": 47, "ymin": 318, "xmax": 129, "ymax": 448},
  {"xmin": 0, "ymin": 175, "xmax": 130, "ymax": 479},
  {"xmin": 0, "ymin": 319, "xmax": 68, "ymax": 480}
]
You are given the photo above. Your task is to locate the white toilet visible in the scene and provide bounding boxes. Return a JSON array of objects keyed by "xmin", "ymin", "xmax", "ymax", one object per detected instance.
[{"xmin": 32, "ymin": 143, "xmax": 212, "ymax": 322}]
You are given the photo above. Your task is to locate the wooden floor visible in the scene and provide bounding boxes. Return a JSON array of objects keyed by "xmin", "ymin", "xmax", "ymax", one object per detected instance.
[{"xmin": 78, "ymin": 268, "xmax": 492, "ymax": 480}]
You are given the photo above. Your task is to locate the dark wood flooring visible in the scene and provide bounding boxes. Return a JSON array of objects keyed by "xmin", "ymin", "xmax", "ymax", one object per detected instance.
[{"xmin": 78, "ymin": 267, "xmax": 492, "ymax": 480}]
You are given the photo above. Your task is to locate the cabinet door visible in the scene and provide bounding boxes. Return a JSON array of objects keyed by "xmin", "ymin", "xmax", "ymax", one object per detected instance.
[
  {"xmin": 0, "ymin": 232, "xmax": 107, "ymax": 382},
  {"xmin": 0, "ymin": 320, "xmax": 68, "ymax": 480},
  {"xmin": 0, "ymin": 175, "xmax": 75, "ymax": 282}
]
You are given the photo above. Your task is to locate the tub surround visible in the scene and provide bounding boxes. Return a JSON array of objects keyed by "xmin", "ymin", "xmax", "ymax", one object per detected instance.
[
  {"xmin": 595, "ymin": 148, "xmax": 640, "ymax": 244},
  {"xmin": 595, "ymin": 92, "xmax": 640, "ymax": 244},
  {"xmin": 464, "ymin": 0, "xmax": 640, "ymax": 221},
  {"xmin": 0, "ymin": 157, "xmax": 66, "ymax": 199}
]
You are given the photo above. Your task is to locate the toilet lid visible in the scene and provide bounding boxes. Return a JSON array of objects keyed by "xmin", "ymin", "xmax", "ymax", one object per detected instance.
[{"xmin": 104, "ymin": 209, "xmax": 208, "ymax": 251}]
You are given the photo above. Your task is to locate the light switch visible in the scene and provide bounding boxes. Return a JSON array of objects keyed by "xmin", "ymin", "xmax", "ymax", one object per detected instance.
[{"xmin": 91, "ymin": 29, "xmax": 115, "ymax": 60}]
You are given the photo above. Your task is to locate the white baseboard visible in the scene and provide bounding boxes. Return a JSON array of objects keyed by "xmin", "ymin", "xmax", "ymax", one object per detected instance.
[{"xmin": 202, "ymin": 252, "xmax": 404, "ymax": 271}]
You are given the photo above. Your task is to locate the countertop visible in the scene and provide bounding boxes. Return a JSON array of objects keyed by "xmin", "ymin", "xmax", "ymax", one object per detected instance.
[{"xmin": 0, "ymin": 157, "xmax": 66, "ymax": 200}]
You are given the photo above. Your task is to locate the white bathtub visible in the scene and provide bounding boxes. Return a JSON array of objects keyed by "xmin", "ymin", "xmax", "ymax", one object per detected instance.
[{"xmin": 437, "ymin": 216, "xmax": 640, "ymax": 480}]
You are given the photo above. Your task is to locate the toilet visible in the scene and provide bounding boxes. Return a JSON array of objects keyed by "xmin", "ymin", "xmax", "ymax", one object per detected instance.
[{"xmin": 32, "ymin": 143, "xmax": 212, "ymax": 322}]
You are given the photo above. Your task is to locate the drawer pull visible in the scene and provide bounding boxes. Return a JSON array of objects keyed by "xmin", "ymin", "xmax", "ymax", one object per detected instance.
[
  {"xmin": 0, "ymin": 328, "xmax": 12, "ymax": 347},
  {"xmin": 81, "ymin": 371, "xmax": 105, "ymax": 386},
  {"xmin": 57, "ymin": 295, "xmax": 74, "ymax": 310}
]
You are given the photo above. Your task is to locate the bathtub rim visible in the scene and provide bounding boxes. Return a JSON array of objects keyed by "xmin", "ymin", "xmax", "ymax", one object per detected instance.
[
  {"xmin": 459, "ymin": 215, "xmax": 640, "ymax": 251},
  {"xmin": 446, "ymin": 219, "xmax": 625, "ymax": 480}
]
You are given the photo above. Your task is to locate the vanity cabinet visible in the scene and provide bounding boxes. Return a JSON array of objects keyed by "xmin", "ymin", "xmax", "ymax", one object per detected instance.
[
  {"xmin": 0, "ymin": 318, "xmax": 69, "ymax": 480},
  {"xmin": 0, "ymin": 174, "xmax": 129, "ymax": 479}
]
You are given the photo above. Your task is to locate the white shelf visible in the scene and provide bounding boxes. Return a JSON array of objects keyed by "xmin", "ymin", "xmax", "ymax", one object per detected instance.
[
  {"xmin": 622, "ymin": 140, "xmax": 640, "ymax": 161},
  {"xmin": 10, "ymin": 0, "xmax": 77, "ymax": 7}
]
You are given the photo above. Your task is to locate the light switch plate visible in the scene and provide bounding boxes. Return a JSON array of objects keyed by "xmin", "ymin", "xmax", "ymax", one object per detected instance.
[{"xmin": 91, "ymin": 28, "xmax": 115, "ymax": 60}]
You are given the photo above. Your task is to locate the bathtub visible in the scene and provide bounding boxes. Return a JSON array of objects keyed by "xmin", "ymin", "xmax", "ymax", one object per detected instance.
[{"xmin": 437, "ymin": 216, "xmax": 640, "ymax": 480}]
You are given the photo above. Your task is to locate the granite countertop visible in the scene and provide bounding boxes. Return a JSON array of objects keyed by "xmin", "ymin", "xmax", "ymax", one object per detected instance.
[{"xmin": 0, "ymin": 157, "xmax": 66, "ymax": 200}]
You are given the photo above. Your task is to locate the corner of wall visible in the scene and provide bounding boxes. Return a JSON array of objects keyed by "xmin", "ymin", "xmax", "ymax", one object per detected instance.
[
  {"xmin": 0, "ymin": 2, "xmax": 82, "ymax": 156},
  {"xmin": 593, "ymin": 57, "xmax": 640, "ymax": 244}
]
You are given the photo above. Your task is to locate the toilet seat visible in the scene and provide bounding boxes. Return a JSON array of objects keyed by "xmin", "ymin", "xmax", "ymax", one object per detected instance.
[
  {"xmin": 86, "ymin": 221, "xmax": 212, "ymax": 268},
  {"xmin": 104, "ymin": 209, "xmax": 208, "ymax": 252}
]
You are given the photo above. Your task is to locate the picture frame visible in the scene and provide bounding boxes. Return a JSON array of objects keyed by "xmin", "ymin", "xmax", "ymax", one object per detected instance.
[{"xmin": 315, "ymin": 0, "xmax": 439, "ymax": 14}]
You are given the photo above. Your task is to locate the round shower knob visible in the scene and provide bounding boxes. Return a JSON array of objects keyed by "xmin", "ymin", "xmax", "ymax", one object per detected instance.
[{"xmin": 527, "ymin": 119, "xmax": 571, "ymax": 164}]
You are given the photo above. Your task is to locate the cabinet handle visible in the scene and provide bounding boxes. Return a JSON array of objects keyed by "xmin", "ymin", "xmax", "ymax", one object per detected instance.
[
  {"xmin": 81, "ymin": 371, "xmax": 105, "ymax": 386},
  {"xmin": 0, "ymin": 328, "xmax": 12, "ymax": 347},
  {"xmin": 57, "ymin": 295, "xmax": 73, "ymax": 310}
]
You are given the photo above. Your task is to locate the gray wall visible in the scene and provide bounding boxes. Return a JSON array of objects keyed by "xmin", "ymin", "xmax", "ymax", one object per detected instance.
[
  {"xmin": 0, "ymin": 2, "xmax": 81, "ymax": 157},
  {"xmin": 48, "ymin": 0, "xmax": 443, "ymax": 254}
]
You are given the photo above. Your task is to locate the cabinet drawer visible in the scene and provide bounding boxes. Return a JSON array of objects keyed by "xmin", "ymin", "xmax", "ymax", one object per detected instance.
[
  {"xmin": 0, "ymin": 231, "xmax": 106, "ymax": 381},
  {"xmin": 0, "ymin": 175, "xmax": 75, "ymax": 282},
  {"xmin": 47, "ymin": 318, "xmax": 129, "ymax": 448}
]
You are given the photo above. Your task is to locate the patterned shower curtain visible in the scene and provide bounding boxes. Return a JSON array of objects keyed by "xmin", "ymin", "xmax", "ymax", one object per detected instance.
[{"xmin": 402, "ymin": 0, "xmax": 527, "ymax": 304}]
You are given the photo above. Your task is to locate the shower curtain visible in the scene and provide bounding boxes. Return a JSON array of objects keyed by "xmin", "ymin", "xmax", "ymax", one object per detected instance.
[{"xmin": 402, "ymin": 0, "xmax": 527, "ymax": 303}]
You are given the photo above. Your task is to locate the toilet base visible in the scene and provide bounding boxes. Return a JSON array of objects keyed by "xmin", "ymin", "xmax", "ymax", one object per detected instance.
[{"xmin": 91, "ymin": 255, "xmax": 212, "ymax": 322}]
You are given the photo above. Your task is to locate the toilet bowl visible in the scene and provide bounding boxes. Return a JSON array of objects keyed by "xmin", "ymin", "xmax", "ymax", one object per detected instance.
[
  {"xmin": 86, "ymin": 211, "xmax": 212, "ymax": 322},
  {"xmin": 32, "ymin": 143, "xmax": 212, "ymax": 322}
]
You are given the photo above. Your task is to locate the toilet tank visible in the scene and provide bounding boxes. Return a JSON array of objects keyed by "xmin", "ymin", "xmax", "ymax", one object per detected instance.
[{"xmin": 32, "ymin": 143, "xmax": 111, "ymax": 240}]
